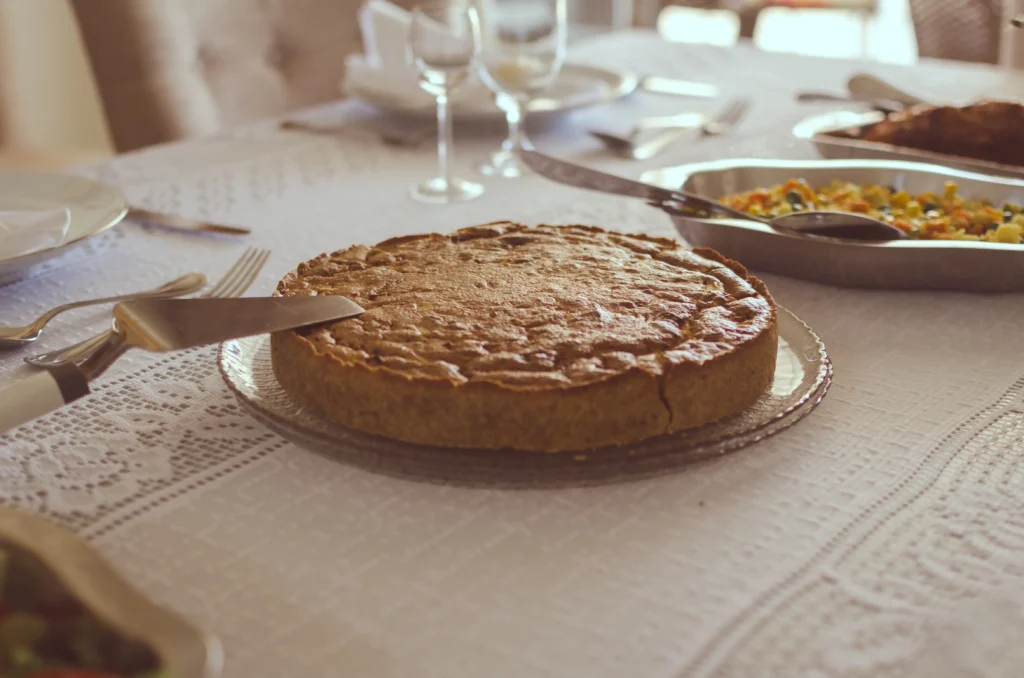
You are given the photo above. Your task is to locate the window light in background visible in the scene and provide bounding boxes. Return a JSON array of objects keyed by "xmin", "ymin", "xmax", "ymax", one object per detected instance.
[{"xmin": 657, "ymin": 0, "xmax": 916, "ymax": 65}]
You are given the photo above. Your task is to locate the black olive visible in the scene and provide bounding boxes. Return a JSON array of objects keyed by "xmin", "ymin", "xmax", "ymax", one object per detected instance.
[
  {"xmin": 985, "ymin": 221, "xmax": 1000, "ymax": 232},
  {"xmin": 1005, "ymin": 210, "xmax": 1014, "ymax": 223},
  {"xmin": 886, "ymin": 185, "xmax": 898, "ymax": 194},
  {"xmin": 785, "ymin": 190, "xmax": 804, "ymax": 207},
  {"xmin": 922, "ymin": 202, "xmax": 939, "ymax": 212}
]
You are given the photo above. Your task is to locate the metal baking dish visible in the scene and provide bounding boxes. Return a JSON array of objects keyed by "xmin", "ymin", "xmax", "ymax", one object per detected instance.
[
  {"xmin": 641, "ymin": 158, "xmax": 1024, "ymax": 292},
  {"xmin": 792, "ymin": 110, "xmax": 1024, "ymax": 180},
  {"xmin": 0, "ymin": 505, "xmax": 222, "ymax": 678}
]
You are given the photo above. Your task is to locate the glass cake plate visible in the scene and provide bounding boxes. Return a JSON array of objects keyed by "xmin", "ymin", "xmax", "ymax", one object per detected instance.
[{"xmin": 218, "ymin": 308, "xmax": 832, "ymax": 488}]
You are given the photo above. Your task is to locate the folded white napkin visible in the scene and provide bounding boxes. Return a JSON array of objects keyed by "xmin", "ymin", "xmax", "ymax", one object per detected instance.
[
  {"xmin": 344, "ymin": 0, "xmax": 484, "ymax": 107},
  {"xmin": 357, "ymin": 0, "xmax": 417, "ymax": 77},
  {"xmin": 0, "ymin": 208, "xmax": 71, "ymax": 260}
]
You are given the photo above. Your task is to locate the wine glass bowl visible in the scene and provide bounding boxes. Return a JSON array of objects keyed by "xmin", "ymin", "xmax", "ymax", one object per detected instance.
[
  {"xmin": 472, "ymin": 0, "xmax": 568, "ymax": 178},
  {"xmin": 407, "ymin": 1, "xmax": 485, "ymax": 204}
]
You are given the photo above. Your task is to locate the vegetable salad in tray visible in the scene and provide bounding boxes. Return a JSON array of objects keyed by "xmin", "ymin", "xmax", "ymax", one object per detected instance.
[
  {"xmin": 721, "ymin": 178, "xmax": 1024, "ymax": 244},
  {"xmin": 641, "ymin": 158, "xmax": 1024, "ymax": 292}
]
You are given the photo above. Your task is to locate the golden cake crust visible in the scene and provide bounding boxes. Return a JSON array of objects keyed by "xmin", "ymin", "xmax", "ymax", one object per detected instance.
[{"xmin": 271, "ymin": 222, "xmax": 778, "ymax": 452}]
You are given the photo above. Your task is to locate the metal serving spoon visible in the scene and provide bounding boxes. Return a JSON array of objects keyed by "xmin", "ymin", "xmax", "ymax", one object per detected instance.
[
  {"xmin": 655, "ymin": 199, "xmax": 907, "ymax": 241},
  {"xmin": 846, "ymin": 73, "xmax": 929, "ymax": 108},
  {"xmin": 0, "ymin": 273, "xmax": 206, "ymax": 348},
  {"xmin": 518, "ymin": 150, "xmax": 907, "ymax": 242}
]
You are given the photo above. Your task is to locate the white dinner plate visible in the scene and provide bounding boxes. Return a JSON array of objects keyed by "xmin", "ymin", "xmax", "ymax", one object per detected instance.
[
  {"xmin": 0, "ymin": 169, "xmax": 127, "ymax": 286},
  {"xmin": 343, "ymin": 62, "xmax": 639, "ymax": 122}
]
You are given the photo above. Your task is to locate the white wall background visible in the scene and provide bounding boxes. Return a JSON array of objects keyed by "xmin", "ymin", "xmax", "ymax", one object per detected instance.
[{"xmin": 0, "ymin": 0, "xmax": 111, "ymax": 154}]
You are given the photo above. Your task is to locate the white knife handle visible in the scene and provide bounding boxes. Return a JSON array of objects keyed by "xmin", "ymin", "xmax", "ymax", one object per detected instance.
[{"xmin": 0, "ymin": 365, "xmax": 91, "ymax": 434}]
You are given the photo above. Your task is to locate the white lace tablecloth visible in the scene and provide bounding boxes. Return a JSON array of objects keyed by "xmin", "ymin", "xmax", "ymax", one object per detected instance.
[{"xmin": 3, "ymin": 31, "xmax": 1024, "ymax": 678}]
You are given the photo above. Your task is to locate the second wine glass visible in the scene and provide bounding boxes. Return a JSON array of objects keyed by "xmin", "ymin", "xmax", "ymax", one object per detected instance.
[{"xmin": 472, "ymin": 0, "xmax": 568, "ymax": 178}]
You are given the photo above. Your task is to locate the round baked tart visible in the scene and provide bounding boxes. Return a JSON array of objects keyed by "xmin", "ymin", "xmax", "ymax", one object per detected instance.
[{"xmin": 270, "ymin": 223, "xmax": 778, "ymax": 452}]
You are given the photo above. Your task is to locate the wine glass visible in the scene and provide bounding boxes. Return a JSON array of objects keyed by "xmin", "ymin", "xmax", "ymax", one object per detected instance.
[
  {"xmin": 471, "ymin": 0, "xmax": 568, "ymax": 178},
  {"xmin": 407, "ymin": 1, "xmax": 484, "ymax": 204}
]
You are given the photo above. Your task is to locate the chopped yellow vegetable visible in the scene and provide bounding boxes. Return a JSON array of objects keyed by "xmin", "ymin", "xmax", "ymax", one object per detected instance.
[{"xmin": 994, "ymin": 223, "xmax": 1023, "ymax": 243}]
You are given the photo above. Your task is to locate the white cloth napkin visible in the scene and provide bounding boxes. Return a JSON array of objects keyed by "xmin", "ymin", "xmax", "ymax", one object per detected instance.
[
  {"xmin": 343, "ymin": 0, "xmax": 484, "ymax": 107},
  {"xmin": 0, "ymin": 208, "xmax": 71, "ymax": 260},
  {"xmin": 356, "ymin": 0, "xmax": 417, "ymax": 77}
]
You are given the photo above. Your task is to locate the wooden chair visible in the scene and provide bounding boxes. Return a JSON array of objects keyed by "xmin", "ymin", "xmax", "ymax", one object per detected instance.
[{"xmin": 69, "ymin": 0, "xmax": 413, "ymax": 153}]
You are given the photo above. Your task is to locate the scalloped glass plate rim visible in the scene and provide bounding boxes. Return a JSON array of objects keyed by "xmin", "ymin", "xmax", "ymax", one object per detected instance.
[{"xmin": 217, "ymin": 307, "xmax": 832, "ymax": 487}]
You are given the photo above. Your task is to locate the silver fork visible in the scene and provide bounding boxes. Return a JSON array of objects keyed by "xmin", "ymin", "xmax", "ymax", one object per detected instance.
[
  {"xmin": 25, "ymin": 247, "xmax": 271, "ymax": 368},
  {"xmin": 700, "ymin": 97, "xmax": 751, "ymax": 136},
  {"xmin": 591, "ymin": 97, "xmax": 752, "ymax": 160}
]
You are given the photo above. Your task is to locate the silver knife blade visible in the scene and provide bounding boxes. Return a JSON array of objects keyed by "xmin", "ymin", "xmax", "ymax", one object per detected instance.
[
  {"xmin": 518, "ymin": 149, "xmax": 750, "ymax": 221},
  {"xmin": 520, "ymin": 149, "xmax": 681, "ymax": 202},
  {"xmin": 114, "ymin": 296, "xmax": 364, "ymax": 352},
  {"xmin": 0, "ymin": 296, "xmax": 365, "ymax": 434}
]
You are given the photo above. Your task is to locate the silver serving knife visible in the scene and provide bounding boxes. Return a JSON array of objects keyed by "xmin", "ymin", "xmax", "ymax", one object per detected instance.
[
  {"xmin": 518, "ymin": 149, "xmax": 746, "ymax": 219},
  {"xmin": 0, "ymin": 296, "xmax": 364, "ymax": 434}
]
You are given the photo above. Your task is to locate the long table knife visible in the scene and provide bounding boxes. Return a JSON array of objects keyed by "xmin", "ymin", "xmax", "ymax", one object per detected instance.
[
  {"xmin": 0, "ymin": 296, "xmax": 364, "ymax": 434},
  {"xmin": 128, "ymin": 207, "xmax": 252, "ymax": 236}
]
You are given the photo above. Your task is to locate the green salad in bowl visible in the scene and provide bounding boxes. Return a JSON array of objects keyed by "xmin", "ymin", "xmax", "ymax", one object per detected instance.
[{"xmin": 0, "ymin": 548, "xmax": 171, "ymax": 678}]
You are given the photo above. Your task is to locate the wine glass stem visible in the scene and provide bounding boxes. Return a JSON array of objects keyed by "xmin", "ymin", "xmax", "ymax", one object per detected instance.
[
  {"xmin": 436, "ymin": 91, "xmax": 453, "ymax": 191},
  {"xmin": 502, "ymin": 99, "xmax": 530, "ymax": 152}
]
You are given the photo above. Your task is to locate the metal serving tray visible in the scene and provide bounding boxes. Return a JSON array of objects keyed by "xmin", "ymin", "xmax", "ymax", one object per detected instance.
[
  {"xmin": 792, "ymin": 110, "xmax": 1024, "ymax": 180},
  {"xmin": 0, "ymin": 505, "xmax": 222, "ymax": 678},
  {"xmin": 641, "ymin": 158, "xmax": 1024, "ymax": 293}
]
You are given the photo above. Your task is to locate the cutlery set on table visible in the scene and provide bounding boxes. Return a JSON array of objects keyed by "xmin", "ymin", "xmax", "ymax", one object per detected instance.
[{"xmin": 0, "ymin": 247, "xmax": 365, "ymax": 434}]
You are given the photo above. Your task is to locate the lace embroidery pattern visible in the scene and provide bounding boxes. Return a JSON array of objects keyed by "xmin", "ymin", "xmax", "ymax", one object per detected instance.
[
  {"xmin": 0, "ymin": 347, "xmax": 288, "ymax": 538},
  {"xmin": 686, "ymin": 378, "xmax": 1024, "ymax": 678}
]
